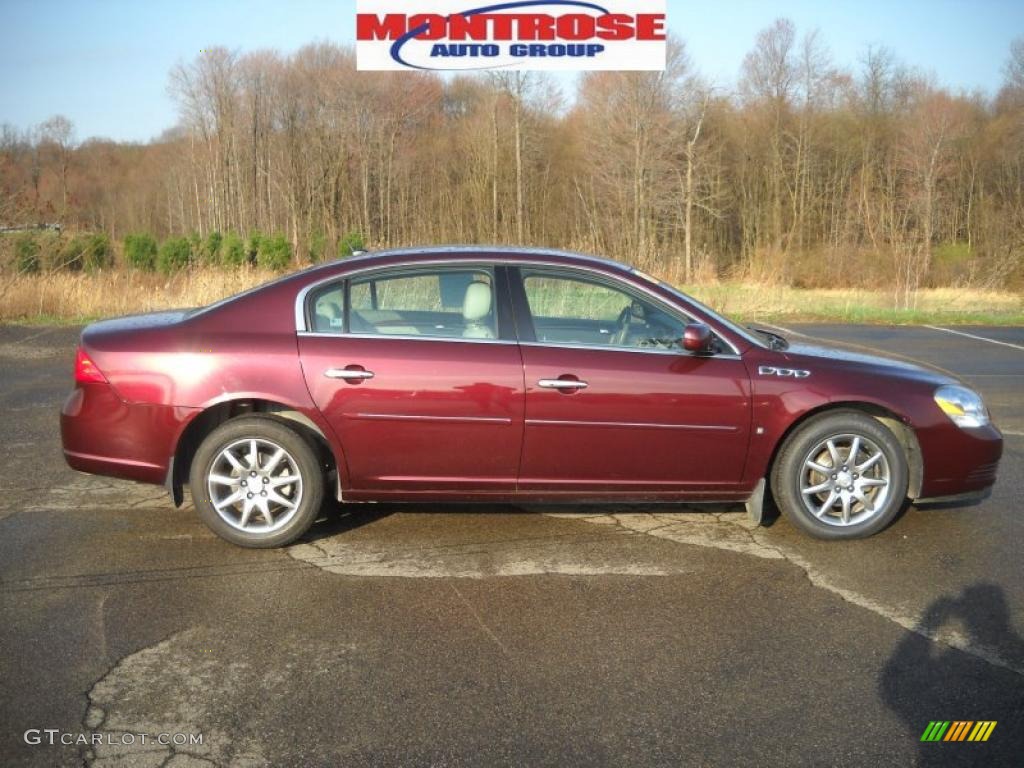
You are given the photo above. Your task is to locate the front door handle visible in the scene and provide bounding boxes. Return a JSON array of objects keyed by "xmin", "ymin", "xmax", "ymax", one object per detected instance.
[
  {"xmin": 538, "ymin": 378, "xmax": 588, "ymax": 390},
  {"xmin": 325, "ymin": 368, "xmax": 375, "ymax": 381}
]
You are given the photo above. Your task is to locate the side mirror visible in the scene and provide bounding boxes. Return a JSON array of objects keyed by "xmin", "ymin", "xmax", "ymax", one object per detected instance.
[{"xmin": 680, "ymin": 322, "xmax": 713, "ymax": 354}]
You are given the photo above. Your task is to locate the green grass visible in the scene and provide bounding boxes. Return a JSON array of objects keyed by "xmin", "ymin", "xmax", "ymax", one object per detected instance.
[{"xmin": 10, "ymin": 313, "xmax": 105, "ymax": 327}]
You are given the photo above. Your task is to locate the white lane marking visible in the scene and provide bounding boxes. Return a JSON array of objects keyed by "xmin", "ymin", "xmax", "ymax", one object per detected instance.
[
  {"xmin": 924, "ymin": 325, "xmax": 1024, "ymax": 351},
  {"xmin": 1001, "ymin": 430, "xmax": 1024, "ymax": 436}
]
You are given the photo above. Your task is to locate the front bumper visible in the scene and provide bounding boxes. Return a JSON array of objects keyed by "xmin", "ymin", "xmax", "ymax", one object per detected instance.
[{"xmin": 916, "ymin": 421, "xmax": 1002, "ymax": 499}]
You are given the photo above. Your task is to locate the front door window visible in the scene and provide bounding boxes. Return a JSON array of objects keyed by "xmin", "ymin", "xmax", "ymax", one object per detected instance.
[{"xmin": 521, "ymin": 272, "xmax": 686, "ymax": 350}]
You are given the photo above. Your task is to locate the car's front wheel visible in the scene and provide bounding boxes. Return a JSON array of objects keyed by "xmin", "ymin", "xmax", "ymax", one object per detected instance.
[
  {"xmin": 771, "ymin": 410, "xmax": 908, "ymax": 539},
  {"xmin": 190, "ymin": 415, "xmax": 324, "ymax": 548}
]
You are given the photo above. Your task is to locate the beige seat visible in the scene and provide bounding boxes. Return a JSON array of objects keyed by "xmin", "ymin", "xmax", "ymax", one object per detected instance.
[
  {"xmin": 462, "ymin": 281, "xmax": 495, "ymax": 339},
  {"xmin": 314, "ymin": 300, "xmax": 343, "ymax": 331},
  {"xmin": 352, "ymin": 309, "xmax": 421, "ymax": 336}
]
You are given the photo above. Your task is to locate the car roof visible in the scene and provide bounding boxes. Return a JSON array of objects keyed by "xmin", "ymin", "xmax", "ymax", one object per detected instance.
[
  {"xmin": 193, "ymin": 245, "xmax": 637, "ymax": 322},
  {"xmin": 324, "ymin": 245, "xmax": 634, "ymax": 274}
]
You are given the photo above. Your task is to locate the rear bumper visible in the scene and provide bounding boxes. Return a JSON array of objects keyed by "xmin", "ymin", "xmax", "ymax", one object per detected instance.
[
  {"xmin": 62, "ymin": 449, "xmax": 166, "ymax": 483},
  {"xmin": 60, "ymin": 383, "xmax": 198, "ymax": 485}
]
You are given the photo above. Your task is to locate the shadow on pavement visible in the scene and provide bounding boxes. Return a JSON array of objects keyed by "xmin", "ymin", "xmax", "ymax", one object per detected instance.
[
  {"xmin": 879, "ymin": 583, "xmax": 1024, "ymax": 766},
  {"xmin": 302, "ymin": 503, "xmax": 394, "ymax": 542}
]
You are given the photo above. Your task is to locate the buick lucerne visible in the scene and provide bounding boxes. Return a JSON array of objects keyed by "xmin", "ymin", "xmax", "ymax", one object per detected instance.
[{"xmin": 60, "ymin": 247, "xmax": 1002, "ymax": 547}]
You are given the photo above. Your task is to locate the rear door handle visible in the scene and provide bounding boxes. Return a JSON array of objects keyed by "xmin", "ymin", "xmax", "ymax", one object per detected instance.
[
  {"xmin": 538, "ymin": 378, "xmax": 588, "ymax": 390},
  {"xmin": 325, "ymin": 368, "xmax": 375, "ymax": 380}
]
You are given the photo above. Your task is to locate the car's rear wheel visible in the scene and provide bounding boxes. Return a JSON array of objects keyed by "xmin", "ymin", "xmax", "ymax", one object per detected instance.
[
  {"xmin": 771, "ymin": 410, "xmax": 908, "ymax": 539},
  {"xmin": 190, "ymin": 415, "xmax": 324, "ymax": 548}
]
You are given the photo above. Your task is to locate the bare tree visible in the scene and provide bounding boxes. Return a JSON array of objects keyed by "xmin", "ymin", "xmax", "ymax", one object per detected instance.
[
  {"xmin": 994, "ymin": 36, "xmax": 1024, "ymax": 114},
  {"xmin": 895, "ymin": 88, "xmax": 966, "ymax": 306},
  {"xmin": 2, "ymin": 33, "xmax": 1022, "ymax": 296},
  {"xmin": 576, "ymin": 37, "xmax": 692, "ymax": 267},
  {"xmin": 38, "ymin": 115, "xmax": 75, "ymax": 220},
  {"xmin": 740, "ymin": 19, "xmax": 797, "ymax": 258}
]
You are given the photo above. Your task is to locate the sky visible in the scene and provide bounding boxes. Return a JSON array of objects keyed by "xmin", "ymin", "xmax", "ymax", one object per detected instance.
[{"xmin": 0, "ymin": 0, "xmax": 1021, "ymax": 143}]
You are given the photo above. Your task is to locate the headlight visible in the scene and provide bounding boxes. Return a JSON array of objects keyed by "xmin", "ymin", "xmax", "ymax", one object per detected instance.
[{"xmin": 934, "ymin": 385, "xmax": 989, "ymax": 428}]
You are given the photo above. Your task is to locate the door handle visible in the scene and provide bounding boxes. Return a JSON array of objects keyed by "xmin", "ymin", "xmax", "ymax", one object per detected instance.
[
  {"xmin": 538, "ymin": 378, "xmax": 588, "ymax": 390},
  {"xmin": 325, "ymin": 368, "xmax": 375, "ymax": 380}
]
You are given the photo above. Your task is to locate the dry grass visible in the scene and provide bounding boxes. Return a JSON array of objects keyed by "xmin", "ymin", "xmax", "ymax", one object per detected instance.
[
  {"xmin": 0, "ymin": 268, "xmax": 1021, "ymax": 326},
  {"xmin": 0, "ymin": 268, "xmax": 284, "ymax": 322},
  {"xmin": 686, "ymin": 283, "xmax": 1024, "ymax": 324}
]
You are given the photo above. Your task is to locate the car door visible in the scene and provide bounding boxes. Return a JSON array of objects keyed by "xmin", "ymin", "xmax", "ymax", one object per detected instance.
[
  {"xmin": 297, "ymin": 264, "xmax": 525, "ymax": 494},
  {"xmin": 512, "ymin": 267, "xmax": 752, "ymax": 495}
]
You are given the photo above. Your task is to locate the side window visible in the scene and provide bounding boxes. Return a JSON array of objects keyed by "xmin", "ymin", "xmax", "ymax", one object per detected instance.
[
  {"xmin": 349, "ymin": 268, "xmax": 497, "ymax": 339},
  {"xmin": 522, "ymin": 272, "xmax": 686, "ymax": 350},
  {"xmin": 310, "ymin": 285, "xmax": 345, "ymax": 332}
]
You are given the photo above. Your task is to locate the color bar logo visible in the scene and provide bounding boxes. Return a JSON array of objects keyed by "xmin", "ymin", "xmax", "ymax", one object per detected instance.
[
  {"xmin": 920, "ymin": 721, "xmax": 997, "ymax": 742},
  {"xmin": 356, "ymin": 0, "xmax": 666, "ymax": 71}
]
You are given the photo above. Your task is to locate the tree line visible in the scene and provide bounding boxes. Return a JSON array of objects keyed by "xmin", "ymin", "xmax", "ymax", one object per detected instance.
[
  {"xmin": 2, "ymin": 20, "xmax": 1023, "ymax": 302},
  {"xmin": 7, "ymin": 228, "xmax": 365, "ymax": 275}
]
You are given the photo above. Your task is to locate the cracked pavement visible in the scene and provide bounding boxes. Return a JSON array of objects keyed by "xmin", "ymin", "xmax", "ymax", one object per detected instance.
[{"xmin": 1, "ymin": 324, "xmax": 1023, "ymax": 767}]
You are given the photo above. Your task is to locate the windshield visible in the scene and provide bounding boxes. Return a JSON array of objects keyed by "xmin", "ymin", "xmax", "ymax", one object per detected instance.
[
  {"xmin": 747, "ymin": 326, "xmax": 789, "ymax": 350},
  {"xmin": 630, "ymin": 269, "xmax": 768, "ymax": 350}
]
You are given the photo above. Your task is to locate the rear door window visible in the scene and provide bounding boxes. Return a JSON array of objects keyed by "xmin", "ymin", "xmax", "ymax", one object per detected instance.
[{"xmin": 310, "ymin": 267, "xmax": 497, "ymax": 340}]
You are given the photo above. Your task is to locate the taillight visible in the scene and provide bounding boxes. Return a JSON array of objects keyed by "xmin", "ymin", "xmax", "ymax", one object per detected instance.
[{"xmin": 74, "ymin": 346, "xmax": 107, "ymax": 384}]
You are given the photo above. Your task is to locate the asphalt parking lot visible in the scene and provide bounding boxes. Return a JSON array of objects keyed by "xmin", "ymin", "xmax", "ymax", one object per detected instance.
[{"xmin": 1, "ymin": 323, "xmax": 1022, "ymax": 767}]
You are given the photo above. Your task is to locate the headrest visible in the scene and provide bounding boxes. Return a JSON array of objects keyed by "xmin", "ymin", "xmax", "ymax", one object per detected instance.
[{"xmin": 463, "ymin": 281, "xmax": 492, "ymax": 321}]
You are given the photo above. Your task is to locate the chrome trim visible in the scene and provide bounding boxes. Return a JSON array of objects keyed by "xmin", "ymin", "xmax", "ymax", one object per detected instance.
[
  {"xmin": 293, "ymin": 256, "xmax": 742, "ymax": 356},
  {"xmin": 300, "ymin": 330, "xmax": 734, "ymax": 357},
  {"xmin": 758, "ymin": 365, "xmax": 810, "ymax": 378},
  {"xmin": 298, "ymin": 331, "xmax": 518, "ymax": 346},
  {"xmin": 520, "ymin": 340, "xmax": 742, "ymax": 360},
  {"xmin": 325, "ymin": 368, "xmax": 374, "ymax": 380},
  {"xmin": 352, "ymin": 413, "xmax": 513, "ymax": 424},
  {"xmin": 525, "ymin": 418, "xmax": 739, "ymax": 432},
  {"xmin": 537, "ymin": 379, "xmax": 588, "ymax": 390}
]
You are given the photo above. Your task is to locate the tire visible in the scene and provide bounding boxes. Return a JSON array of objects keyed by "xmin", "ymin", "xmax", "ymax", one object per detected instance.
[
  {"xmin": 771, "ymin": 410, "xmax": 909, "ymax": 540},
  {"xmin": 189, "ymin": 415, "xmax": 324, "ymax": 548}
]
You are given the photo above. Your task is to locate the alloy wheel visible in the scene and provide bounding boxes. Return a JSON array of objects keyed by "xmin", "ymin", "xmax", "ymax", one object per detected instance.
[
  {"xmin": 207, "ymin": 437, "xmax": 304, "ymax": 533},
  {"xmin": 798, "ymin": 433, "xmax": 891, "ymax": 527}
]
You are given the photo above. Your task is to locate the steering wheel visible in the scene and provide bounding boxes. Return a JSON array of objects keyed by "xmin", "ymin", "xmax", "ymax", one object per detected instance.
[{"xmin": 610, "ymin": 304, "xmax": 636, "ymax": 346}]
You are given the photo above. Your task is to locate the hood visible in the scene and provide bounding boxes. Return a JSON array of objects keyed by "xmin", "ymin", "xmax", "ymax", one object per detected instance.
[{"xmin": 778, "ymin": 333, "xmax": 959, "ymax": 385}]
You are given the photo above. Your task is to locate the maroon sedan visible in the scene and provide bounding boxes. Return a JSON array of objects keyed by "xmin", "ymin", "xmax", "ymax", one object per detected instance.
[{"xmin": 61, "ymin": 247, "xmax": 1001, "ymax": 547}]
